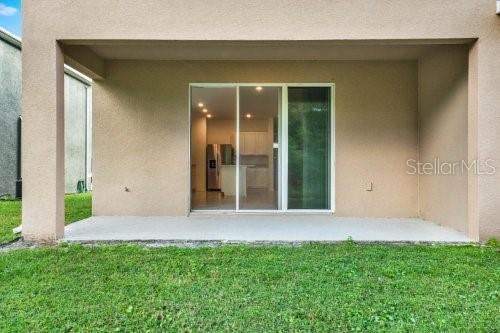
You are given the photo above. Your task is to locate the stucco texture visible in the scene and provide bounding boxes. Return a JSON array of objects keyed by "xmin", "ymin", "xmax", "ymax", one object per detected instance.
[
  {"xmin": 64, "ymin": 75, "xmax": 89, "ymax": 193},
  {"xmin": 0, "ymin": 37, "xmax": 90, "ymax": 197},
  {"xmin": 0, "ymin": 39, "xmax": 21, "ymax": 198},
  {"xmin": 92, "ymin": 60, "xmax": 418, "ymax": 217},
  {"xmin": 21, "ymin": 0, "xmax": 500, "ymax": 240},
  {"xmin": 418, "ymin": 46, "xmax": 470, "ymax": 235}
]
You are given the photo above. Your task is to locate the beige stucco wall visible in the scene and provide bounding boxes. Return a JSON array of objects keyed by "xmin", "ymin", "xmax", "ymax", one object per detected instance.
[
  {"xmin": 92, "ymin": 60, "xmax": 418, "ymax": 217},
  {"xmin": 418, "ymin": 46, "xmax": 469, "ymax": 233},
  {"xmin": 22, "ymin": 0, "xmax": 500, "ymax": 240}
]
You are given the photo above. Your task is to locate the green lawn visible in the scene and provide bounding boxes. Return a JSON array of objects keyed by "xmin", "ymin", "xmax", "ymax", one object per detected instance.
[
  {"xmin": 0, "ymin": 193, "xmax": 92, "ymax": 244},
  {"xmin": 0, "ymin": 244, "xmax": 498, "ymax": 332}
]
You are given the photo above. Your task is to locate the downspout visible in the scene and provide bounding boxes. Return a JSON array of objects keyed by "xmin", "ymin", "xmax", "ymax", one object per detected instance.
[
  {"xmin": 15, "ymin": 116, "xmax": 22, "ymax": 199},
  {"xmin": 11, "ymin": 116, "xmax": 23, "ymax": 234}
]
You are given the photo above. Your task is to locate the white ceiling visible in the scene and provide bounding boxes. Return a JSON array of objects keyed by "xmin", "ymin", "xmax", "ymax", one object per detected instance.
[{"xmin": 191, "ymin": 86, "xmax": 280, "ymax": 120}]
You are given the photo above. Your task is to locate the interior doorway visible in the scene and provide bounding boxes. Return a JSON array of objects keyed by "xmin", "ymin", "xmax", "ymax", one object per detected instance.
[{"xmin": 190, "ymin": 84, "xmax": 334, "ymax": 212}]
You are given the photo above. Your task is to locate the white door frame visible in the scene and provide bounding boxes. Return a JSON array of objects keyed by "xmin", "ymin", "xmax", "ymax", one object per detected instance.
[{"xmin": 189, "ymin": 83, "xmax": 335, "ymax": 213}]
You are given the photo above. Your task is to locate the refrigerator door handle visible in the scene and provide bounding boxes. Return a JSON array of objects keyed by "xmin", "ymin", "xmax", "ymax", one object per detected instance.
[{"xmin": 217, "ymin": 147, "xmax": 221, "ymax": 176}]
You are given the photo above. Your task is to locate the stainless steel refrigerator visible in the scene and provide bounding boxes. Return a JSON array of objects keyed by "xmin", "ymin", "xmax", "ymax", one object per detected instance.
[{"xmin": 206, "ymin": 144, "xmax": 233, "ymax": 191}]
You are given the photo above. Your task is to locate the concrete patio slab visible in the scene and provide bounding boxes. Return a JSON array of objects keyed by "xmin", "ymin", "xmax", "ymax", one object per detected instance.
[{"xmin": 64, "ymin": 215, "xmax": 473, "ymax": 243}]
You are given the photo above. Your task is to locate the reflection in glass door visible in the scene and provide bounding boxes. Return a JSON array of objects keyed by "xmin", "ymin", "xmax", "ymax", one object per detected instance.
[
  {"xmin": 190, "ymin": 86, "xmax": 237, "ymax": 210},
  {"xmin": 238, "ymin": 86, "xmax": 281, "ymax": 210},
  {"xmin": 287, "ymin": 87, "xmax": 331, "ymax": 210},
  {"xmin": 190, "ymin": 84, "xmax": 333, "ymax": 212}
]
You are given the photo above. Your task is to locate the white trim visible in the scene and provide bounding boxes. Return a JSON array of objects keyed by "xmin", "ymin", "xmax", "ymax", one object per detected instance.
[
  {"xmin": 281, "ymin": 87, "xmax": 289, "ymax": 211},
  {"xmin": 64, "ymin": 64, "xmax": 92, "ymax": 86},
  {"xmin": 235, "ymin": 87, "xmax": 240, "ymax": 210},
  {"xmin": 190, "ymin": 210, "xmax": 239, "ymax": 214},
  {"xmin": 331, "ymin": 85, "xmax": 336, "ymax": 213},
  {"xmin": 85, "ymin": 85, "xmax": 93, "ymax": 191},
  {"xmin": 188, "ymin": 83, "xmax": 335, "ymax": 213},
  {"xmin": 277, "ymin": 87, "xmax": 282, "ymax": 210},
  {"xmin": 190, "ymin": 210, "xmax": 334, "ymax": 215},
  {"xmin": 188, "ymin": 86, "xmax": 192, "ymax": 214},
  {"xmin": 0, "ymin": 27, "xmax": 21, "ymax": 49},
  {"xmin": 190, "ymin": 83, "xmax": 333, "ymax": 87}
]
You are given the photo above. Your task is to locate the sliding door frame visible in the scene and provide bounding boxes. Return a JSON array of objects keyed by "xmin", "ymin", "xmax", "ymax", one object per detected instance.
[{"xmin": 189, "ymin": 83, "xmax": 335, "ymax": 213}]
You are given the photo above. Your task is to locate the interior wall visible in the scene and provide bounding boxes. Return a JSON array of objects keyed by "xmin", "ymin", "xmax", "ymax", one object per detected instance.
[
  {"xmin": 93, "ymin": 60, "xmax": 418, "ymax": 216},
  {"xmin": 418, "ymin": 45, "xmax": 469, "ymax": 233},
  {"xmin": 206, "ymin": 119, "xmax": 234, "ymax": 144},
  {"xmin": 190, "ymin": 113, "xmax": 206, "ymax": 192}
]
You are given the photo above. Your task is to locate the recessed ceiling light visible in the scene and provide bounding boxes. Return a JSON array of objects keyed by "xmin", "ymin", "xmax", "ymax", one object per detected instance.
[
  {"xmin": 255, "ymin": 86, "xmax": 263, "ymax": 92},
  {"xmin": 206, "ymin": 114, "xmax": 212, "ymax": 118},
  {"xmin": 202, "ymin": 108, "xmax": 208, "ymax": 113},
  {"xmin": 245, "ymin": 113, "xmax": 252, "ymax": 118},
  {"xmin": 198, "ymin": 102, "xmax": 204, "ymax": 108}
]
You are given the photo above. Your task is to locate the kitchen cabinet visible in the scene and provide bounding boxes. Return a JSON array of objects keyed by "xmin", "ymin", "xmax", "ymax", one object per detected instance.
[
  {"xmin": 236, "ymin": 132, "xmax": 268, "ymax": 155},
  {"xmin": 247, "ymin": 167, "xmax": 268, "ymax": 188},
  {"xmin": 230, "ymin": 132, "xmax": 269, "ymax": 155},
  {"xmin": 220, "ymin": 165, "xmax": 247, "ymax": 196},
  {"xmin": 254, "ymin": 167, "xmax": 268, "ymax": 187},
  {"xmin": 255, "ymin": 133, "xmax": 266, "ymax": 154},
  {"xmin": 242, "ymin": 132, "xmax": 255, "ymax": 154}
]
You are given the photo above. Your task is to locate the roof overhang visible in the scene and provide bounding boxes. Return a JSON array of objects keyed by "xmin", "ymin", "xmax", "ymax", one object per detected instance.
[
  {"xmin": 0, "ymin": 27, "xmax": 21, "ymax": 50},
  {"xmin": 61, "ymin": 39, "xmax": 475, "ymax": 62}
]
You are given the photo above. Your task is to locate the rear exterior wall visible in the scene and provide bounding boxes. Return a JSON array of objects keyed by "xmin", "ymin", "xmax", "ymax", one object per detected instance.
[
  {"xmin": 418, "ymin": 46, "xmax": 469, "ymax": 234},
  {"xmin": 0, "ymin": 38, "xmax": 21, "ymax": 198},
  {"xmin": 92, "ymin": 60, "xmax": 419, "ymax": 217}
]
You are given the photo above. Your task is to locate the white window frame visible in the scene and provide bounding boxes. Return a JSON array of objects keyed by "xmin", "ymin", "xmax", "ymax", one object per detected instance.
[{"xmin": 189, "ymin": 83, "xmax": 335, "ymax": 214}]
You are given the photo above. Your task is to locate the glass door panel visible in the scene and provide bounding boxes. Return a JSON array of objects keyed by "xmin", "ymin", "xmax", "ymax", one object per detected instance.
[
  {"xmin": 238, "ymin": 86, "xmax": 281, "ymax": 210},
  {"xmin": 190, "ymin": 86, "xmax": 237, "ymax": 210},
  {"xmin": 287, "ymin": 87, "xmax": 331, "ymax": 209}
]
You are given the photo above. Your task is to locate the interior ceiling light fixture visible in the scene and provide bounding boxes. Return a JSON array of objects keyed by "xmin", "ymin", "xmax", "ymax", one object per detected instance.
[
  {"xmin": 207, "ymin": 114, "xmax": 212, "ymax": 118},
  {"xmin": 246, "ymin": 113, "xmax": 252, "ymax": 118},
  {"xmin": 202, "ymin": 108, "xmax": 208, "ymax": 113},
  {"xmin": 198, "ymin": 102, "xmax": 204, "ymax": 108},
  {"xmin": 255, "ymin": 86, "xmax": 263, "ymax": 92}
]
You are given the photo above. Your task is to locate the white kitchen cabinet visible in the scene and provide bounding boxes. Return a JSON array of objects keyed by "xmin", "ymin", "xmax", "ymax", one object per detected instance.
[
  {"xmin": 244, "ymin": 132, "xmax": 256, "ymax": 154},
  {"xmin": 255, "ymin": 133, "xmax": 267, "ymax": 154},
  {"xmin": 254, "ymin": 167, "xmax": 268, "ymax": 187},
  {"xmin": 220, "ymin": 165, "xmax": 247, "ymax": 196},
  {"xmin": 246, "ymin": 167, "xmax": 256, "ymax": 187},
  {"xmin": 238, "ymin": 132, "xmax": 267, "ymax": 155},
  {"xmin": 247, "ymin": 167, "xmax": 268, "ymax": 188}
]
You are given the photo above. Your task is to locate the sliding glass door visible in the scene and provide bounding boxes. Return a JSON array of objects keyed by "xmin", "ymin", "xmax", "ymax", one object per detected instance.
[
  {"xmin": 238, "ymin": 86, "xmax": 281, "ymax": 210},
  {"xmin": 190, "ymin": 84, "xmax": 333, "ymax": 212},
  {"xmin": 190, "ymin": 86, "xmax": 237, "ymax": 210},
  {"xmin": 286, "ymin": 87, "xmax": 331, "ymax": 210}
]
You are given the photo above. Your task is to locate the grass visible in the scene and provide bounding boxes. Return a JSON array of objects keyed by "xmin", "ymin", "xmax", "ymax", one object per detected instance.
[
  {"xmin": 486, "ymin": 238, "xmax": 500, "ymax": 249},
  {"xmin": 64, "ymin": 192, "xmax": 92, "ymax": 224},
  {"xmin": 1, "ymin": 194, "xmax": 498, "ymax": 331},
  {"xmin": 0, "ymin": 200, "xmax": 21, "ymax": 244},
  {"xmin": 0, "ymin": 192, "xmax": 92, "ymax": 244},
  {"xmin": 0, "ymin": 243, "xmax": 499, "ymax": 332}
]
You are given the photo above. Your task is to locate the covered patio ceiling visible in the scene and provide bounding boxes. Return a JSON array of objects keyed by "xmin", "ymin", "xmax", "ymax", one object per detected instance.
[{"xmin": 61, "ymin": 39, "xmax": 474, "ymax": 80}]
